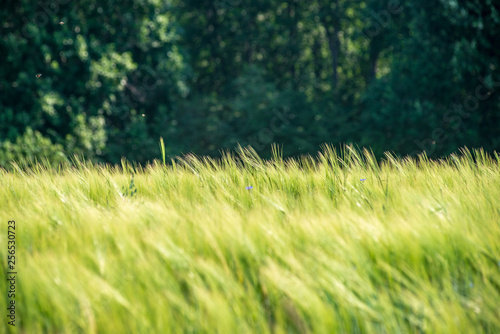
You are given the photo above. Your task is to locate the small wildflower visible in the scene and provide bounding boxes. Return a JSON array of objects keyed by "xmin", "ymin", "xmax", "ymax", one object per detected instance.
[
  {"xmin": 36, "ymin": 73, "xmax": 42, "ymax": 78},
  {"xmin": 59, "ymin": 21, "xmax": 64, "ymax": 25},
  {"xmin": 245, "ymin": 186, "xmax": 253, "ymax": 190},
  {"xmin": 141, "ymin": 114, "xmax": 145, "ymax": 117},
  {"xmin": 360, "ymin": 178, "xmax": 366, "ymax": 182}
]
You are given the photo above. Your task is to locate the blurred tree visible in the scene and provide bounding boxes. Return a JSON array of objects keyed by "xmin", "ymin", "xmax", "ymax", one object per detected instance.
[
  {"xmin": 0, "ymin": 0, "xmax": 189, "ymax": 165},
  {"xmin": 0, "ymin": 127, "xmax": 67, "ymax": 167},
  {"xmin": 1, "ymin": 0, "xmax": 498, "ymax": 165},
  {"xmin": 358, "ymin": 0, "xmax": 500, "ymax": 157}
]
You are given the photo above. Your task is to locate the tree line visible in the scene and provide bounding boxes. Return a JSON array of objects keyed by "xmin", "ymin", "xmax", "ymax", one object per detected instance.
[{"xmin": 1, "ymin": 0, "xmax": 499, "ymax": 166}]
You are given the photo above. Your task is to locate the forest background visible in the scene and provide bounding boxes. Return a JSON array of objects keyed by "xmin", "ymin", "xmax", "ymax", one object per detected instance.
[{"xmin": 1, "ymin": 0, "xmax": 499, "ymax": 165}]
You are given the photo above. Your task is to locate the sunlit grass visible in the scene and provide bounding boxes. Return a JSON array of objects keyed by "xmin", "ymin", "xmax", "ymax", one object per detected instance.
[{"xmin": 1, "ymin": 145, "xmax": 499, "ymax": 333}]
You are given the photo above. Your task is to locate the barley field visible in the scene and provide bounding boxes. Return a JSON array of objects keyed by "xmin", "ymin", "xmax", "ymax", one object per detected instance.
[{"xmin": 1, "ymin": 146, "xmax": 499, "ymax": 333}]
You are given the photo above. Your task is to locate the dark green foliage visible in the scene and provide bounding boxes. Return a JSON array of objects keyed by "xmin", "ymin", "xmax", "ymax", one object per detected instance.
[
  {"xmin": 0, "ymin": 127, "xmax": 67, "ymax": 167},
  {"xmin": 1, "ymin": 0, "xmax": 499, "ymax": 166},
  {"xmin": 0, "ymin": 0, "xmax": 187, "ymax": 164}
]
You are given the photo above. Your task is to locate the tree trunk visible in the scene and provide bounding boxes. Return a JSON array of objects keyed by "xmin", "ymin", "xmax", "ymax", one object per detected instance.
[
  {"xmin": 367, "ymin": 38, "xmax": 381, "ymax": 85},
  {"xmin": 319, "ymin": 0, "xmax": 340, "ymax": 90},
  {"xmin": 312, "ymin": 34, "xmax": 323, "ymax": 87}
]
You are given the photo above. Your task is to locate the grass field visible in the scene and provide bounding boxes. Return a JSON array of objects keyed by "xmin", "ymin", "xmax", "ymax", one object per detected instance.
[{"xmin": 1, "ymin": 145, "xmax": 500, "ymax": 333}]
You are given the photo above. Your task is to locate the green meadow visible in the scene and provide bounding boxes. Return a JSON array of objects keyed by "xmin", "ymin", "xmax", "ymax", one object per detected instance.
[{"xmin": 1, "ymin": 146, "xmax": 499, "ymax": 333}]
